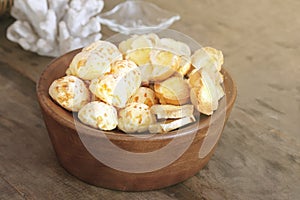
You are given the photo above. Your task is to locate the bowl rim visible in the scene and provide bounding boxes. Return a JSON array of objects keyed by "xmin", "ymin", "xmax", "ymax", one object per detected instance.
[{"xmin": 37, "ymin": 48, "xmax": 237, "ymax": 142}]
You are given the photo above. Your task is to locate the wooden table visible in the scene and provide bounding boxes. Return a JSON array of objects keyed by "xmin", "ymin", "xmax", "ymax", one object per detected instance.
[{"xmin": 1, "ymin": 0, "xmax": 299, "ymax": 199}]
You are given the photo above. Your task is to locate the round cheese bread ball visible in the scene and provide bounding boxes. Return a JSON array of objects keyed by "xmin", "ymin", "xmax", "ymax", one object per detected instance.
[
  {"xmin": 66, "ymin": 41, "xmax": 122, "ymax": 80},
  {"xmin": 110, "ymin": 60, "xmax": 139, "ymax": 74},
  {"xmin": 49, "ymin": 75, "xmax": 90, "ymax": 112},
  {"xmin": 78, "ymin": 101, "xmax": 118, "ymax": 131},
  {"xmin": 89, "ymin": 60, "xmax": 141, "ymax": 108},
  {"xmin": 118, "ymin": 102, "xmax": 155, "ymax": 133},
  {"xmin": 127, "ymin": 87, "xmax": 157, "ymax": 107}
]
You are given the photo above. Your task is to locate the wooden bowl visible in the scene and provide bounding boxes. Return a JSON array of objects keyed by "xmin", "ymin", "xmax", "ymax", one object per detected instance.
[
  {"xmin": 0, "ymin": 0, "xmax": 13, "ymax": 16},
  {"xmin": 36, "ymin": 48, "xmax": 237, "ymax": 191}
]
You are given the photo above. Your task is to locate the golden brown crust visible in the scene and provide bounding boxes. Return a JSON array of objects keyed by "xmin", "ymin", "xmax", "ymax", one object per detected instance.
[{"xmin": 154, "ymin": 76, "xmax": 190, "ymax": 105}]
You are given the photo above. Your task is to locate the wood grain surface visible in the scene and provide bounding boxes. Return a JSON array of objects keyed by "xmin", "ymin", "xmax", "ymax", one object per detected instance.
[{"xmin": 0, "ymin": 0, "xmax": 300, "ymax": 199}]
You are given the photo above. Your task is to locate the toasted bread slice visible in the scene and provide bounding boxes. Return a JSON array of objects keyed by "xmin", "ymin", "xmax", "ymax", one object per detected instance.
[
  {"xmin": 149, "ymin": 115, "xmax": 196, "ymax": 133},
  {"xmin": 150, "ymin": 50, "xmax": 179, "ymax": 81},
  {"xmin": 131, "ymin": 33, "xmax": 159, "ymax": 49},
  {"xmin": 191, "ymin": 47, "xmax": 223, "ymax": 72},
  {"xmin": 125, "ymin": 48, "xmax": 152, "ymax": 66},
  {"xmin": 139, "ymin": 64, "xmax": 153, "ymax": 85},
  {"xmin": 154, "ymin": 76, "xmax": 190, "ymax": 105},
  {"xmin": 151, "ymin": 104, "xmax": 194, "ymax": 119},
  {"xmin": 156, "ymin": 38, "xmax": 191, "ymax": 57},
  {"xmin": 216, "ymin": 83, "xmax": 225, "ymax": 100},
  {"xmin": 189, "ymin": 70, "xmax": 218, "ymax": 115},
  {"xmin": 119, "ymin": 36, "xmax": 136, "ymax": 54},
  {"xmin": 176, "ymin": 55, "xmax": 192, "ymax": 76},
  {"xmin": 119, "ymin": 33, "xmax": 159, "ymax": 54}
]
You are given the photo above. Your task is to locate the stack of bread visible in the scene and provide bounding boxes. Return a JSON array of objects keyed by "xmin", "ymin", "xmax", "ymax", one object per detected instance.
[{"xmin": 48, "ymin": 33, "xmax": 225, "ymax": 134}]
